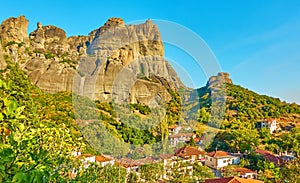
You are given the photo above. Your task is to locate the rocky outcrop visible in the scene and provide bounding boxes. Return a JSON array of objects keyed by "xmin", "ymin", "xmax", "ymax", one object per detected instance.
[
  {"xmin": 0, "ymin": 16, "xmax": 185, "ymax": 105},
  {"xmin": 29, "ymin": 22, "xmax": 69, "ymax": 54},
  {"xmin": 0, "ymin": 16, "xmax": 29, "ymax": 46},
  {"xmin": 73, "ymin": 18, "xmax": 184, "ymax": 104},
  {"xmin": 207, "ymin": 72, "xmax": 232, "ymax": 89},
  {"xmin": 0, "ymin": 44, "xmax": 6, "ymax": 70},
  {"xmin": 129, "ymin": 79, "xmax": 171, "ymax": 106},
  {"xmin": 67, "ymin": 36, "xmax": 89, "ymax": 54}
]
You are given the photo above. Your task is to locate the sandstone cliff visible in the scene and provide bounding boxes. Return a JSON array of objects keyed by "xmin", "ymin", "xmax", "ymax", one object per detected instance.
[{"xmin": 0, "ymin": 16, "xmax": 185, "ymax": 106}]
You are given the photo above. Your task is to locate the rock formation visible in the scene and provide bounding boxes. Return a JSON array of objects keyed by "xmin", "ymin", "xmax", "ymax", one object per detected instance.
[
  {"xmin": 0, "ymin": 16, "xmax": 29, "ymax": 46},
  {"xmin": 0, "ymin": 16, "xmax": 185, "ymax": 106},
  {"xmin": 0, "ymin": 44, "xmax": 6, "ymax": 70},
  {"xmin": 207, "ymin": 72, "xmax": 232, "ymax": 89}
]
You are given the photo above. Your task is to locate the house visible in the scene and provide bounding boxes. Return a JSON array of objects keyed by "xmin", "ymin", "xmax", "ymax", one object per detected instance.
[
  {"xmin": 174, "ymin": 146, "xmax": 206, "ymax": 163},
  {"xmin": 255, "ymin": 149, "xmax": 285, "ymax": 166},
  {"xmin": 95, "ymin": 155, "xmax": 115, "ymax": 167},
  {"xmin": 81, "ymin": 154, "xmax": 96, "ymax": 168},
  {"xmin": 159, "ymin": 154, "xmax": 176, "ymax": 167},
  {"xmin": 159, "ymin": 154, "xmax": 177, "ymax": 179},
  {"xmin": 168, "ymin": 133, "xmax": 196, "ymax": 147},
  {"xmin": 280, "ymin": 151, "xmax": 295, "ymax": 161},
  {"xmin": 168, "ymin": 125, "xmax": 182, "ymax": 134},
  {"xmin": 202, "ymin": 176, "xmax": 263, "ymax": 183},
  {"xmin": 115, "ymin": 157, "xmax": 139, "ymax": 174},
  {"xmin": 205, "ymin": 151, "xmax": 240, "ymax": 169},
  {"xmin": 260, "ymin": 119, "xmax": 277, "ymax": 133},
  {"xmin": 115, "ymin": 157, "xmax": 158, "ymax": 174},
  {"xmin": 233, "ymin": 168, "xmax": 257, "ymax": 179}
]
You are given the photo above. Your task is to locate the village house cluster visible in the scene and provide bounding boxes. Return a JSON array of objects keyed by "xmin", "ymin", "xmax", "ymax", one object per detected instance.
[
  {"xmin": 70, "ymin": 145, "xmax": 290, "ymax": 182},
  {"xmin": 69, "ymin": 120, "xmax": 295, "ymax": 182}
]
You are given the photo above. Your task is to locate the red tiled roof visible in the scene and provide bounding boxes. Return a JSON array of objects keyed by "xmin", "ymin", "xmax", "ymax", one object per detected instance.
[
  {"xmin": 203, "ymin": 177, "xmax": 263, "ymax": 183},
  {"xmin": 194, "ymin": 137, "xmax": 202, "ymax": 142},
  {"xmin": 255, "ymin": 149, "xmax": 285, "ymax": 165},
  {"xmin": 95, "ymin": 155, "xmax": 112, "ymax": 162},
  {"xmin": 168, "ymin": 125, "xmax": 177, "ymax": 129},
  {"xmin": 174, "ymin": 146, "xmax": 205, "ymax": 158},
  {"xmin": 234, "ymin": 168, "xmax": 256, "ymax": 175},
  {"xmin": 207, "ymin": 151, "xmax": 230, "ymax": 158},
  {"xmin": 262, "ymin": 118, "xmax": 276, "ymax": 123},
  {"xmin": 115, "ymin": 157, "xmax": 157, "ymax": 168},
  {"xmin": 203, "ymin": 177, "xmax": 234, "ymax": 183}
]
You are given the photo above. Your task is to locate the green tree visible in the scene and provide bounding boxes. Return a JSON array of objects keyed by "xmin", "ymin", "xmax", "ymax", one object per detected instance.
[
  {"xmin": 279, "ymin": 158, "xmax": 300, "ymax": 182},
  {"xmin": 197, "ymin": 108, "xmax": 210, "ymax": 123},
  {"xmin": 140, "ymin": 163, "xmax": 163, "ymax": 182},
  {"xmin": 192, "ymin": 163, "xmax": 214, "ymax": 181}
]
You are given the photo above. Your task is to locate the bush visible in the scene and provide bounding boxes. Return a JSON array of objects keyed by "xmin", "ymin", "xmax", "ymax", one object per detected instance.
[{"xmin": 45, "ymin": 52, "xmax": 54, "ymax": 59}]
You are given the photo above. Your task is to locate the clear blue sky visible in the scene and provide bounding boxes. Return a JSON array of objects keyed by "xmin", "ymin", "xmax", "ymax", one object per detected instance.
[{"xmin": 1, "ymin": 0, "xmax": 300, "ymax": 104}]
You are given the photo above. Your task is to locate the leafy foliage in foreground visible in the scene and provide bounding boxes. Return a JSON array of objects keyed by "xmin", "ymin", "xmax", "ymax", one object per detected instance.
[{"xmin": 0, "ymin": 61, "xmax": 92, "ymax": 182}]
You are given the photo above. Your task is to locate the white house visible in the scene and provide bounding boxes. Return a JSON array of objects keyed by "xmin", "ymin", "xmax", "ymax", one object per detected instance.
[
  {"xmin": 168, "ymin": 125, "xmax": 182, "ymax": 135},
  {"xmin": 260, "ymin": 119, "xmax": 277, "ymax": 133},
  {"xmin": 95, "ymin": 155, "xmax": 115, "ymax": 167},
  {"xmin": 205, "ymin": 151, "xmax": 240, "ymax": 169},
  {"xmin": 174, "ymin": 146, "xmax": 206, "ymax": 163},
  {"xmin": 168, "ymin": 133, "xmax": 196, "ymax": 147},
  {"xmin": 234, "ymin": 167, "xmax": 257, "ymax": 179}
]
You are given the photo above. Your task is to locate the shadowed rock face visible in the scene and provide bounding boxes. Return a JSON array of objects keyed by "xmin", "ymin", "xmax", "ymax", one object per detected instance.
[
  {"xmin": 0, "ymin": 45, "xmax": 6, "ymax": 70},
  {"xmin": 0, "ymin": 16, "xmax": 185, "ymax": 105}
]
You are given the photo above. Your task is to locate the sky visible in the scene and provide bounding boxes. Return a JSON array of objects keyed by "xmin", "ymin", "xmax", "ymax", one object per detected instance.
[{"xmin": 0, "ymin": 0, "xmax": 300, "ymax": 104}]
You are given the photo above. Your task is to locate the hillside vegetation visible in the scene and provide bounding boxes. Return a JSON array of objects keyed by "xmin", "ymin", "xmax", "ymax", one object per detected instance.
[{"xmin": 189, "ymin": 77, "xmax": 300, "ymax": 158}]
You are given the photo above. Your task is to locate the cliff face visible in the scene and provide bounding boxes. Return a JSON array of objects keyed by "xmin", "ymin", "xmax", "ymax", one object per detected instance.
[
  {"xmin": 0, "ymin": 44, "xmax": 6, "ymax": 70},
  {"xmin": 0, "ymin": 16, "xmax": 185, "ymax": 106},
  {"xmin": 0, "ymin": 15, "xmax": 29, "ymax": 46}
]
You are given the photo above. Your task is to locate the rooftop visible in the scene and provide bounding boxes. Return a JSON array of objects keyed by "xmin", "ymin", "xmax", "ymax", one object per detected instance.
[
  {"xmin": 255, "ymin": 149, "xmax": 285, "ymax": 165},
  {"xmin": 203, "ymin": 176, "xmax": 263, "ymax": 183},
  {"xmin": 174, "ymin": 146, "xmax": 205, "ymax": 158},
  {"xmin": 206, "ymin": 151, "xmax": 234, "ymax": 159},
  {"xmin": 95, "ymin": 155, "xmax": 112, "ymax": 163},
  {"xmin": 233, "ymin": 167, "xmax": 256, "ymax": 175}
]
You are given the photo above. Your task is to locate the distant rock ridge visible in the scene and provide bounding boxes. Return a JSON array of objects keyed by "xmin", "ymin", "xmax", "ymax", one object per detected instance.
[
  {"xmin": 207, "ymin": 72, "xmax": 232, "ymax": 89},
  {"xmin": 0, "ymin": 15, "xmax": 185, "ymax": 105}
]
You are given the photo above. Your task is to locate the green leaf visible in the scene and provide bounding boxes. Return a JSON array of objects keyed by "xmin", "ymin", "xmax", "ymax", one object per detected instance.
[
  {"xmin": 12, "ymin": 172, "xmax": 26, "ymax": 183},
  {"xmin": 0, "ymin": 79, "xmax": 3, "ymax": 88},
  {"xmin": 18, "ymin": 123, "xmax": 25, "ymax": 132}
]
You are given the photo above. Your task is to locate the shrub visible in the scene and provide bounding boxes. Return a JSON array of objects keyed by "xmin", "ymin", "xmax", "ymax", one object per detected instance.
[{"xmin": 45, "ymin": 52, "xmax": 54, "ymax": 59}]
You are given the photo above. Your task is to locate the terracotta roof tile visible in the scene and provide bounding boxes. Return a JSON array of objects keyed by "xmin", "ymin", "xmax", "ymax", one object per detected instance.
[
  {"xmin": 207, "ymin": 151, "xmax": 230, "ymax": 158},
  {"xmin": 95, "ymin": 155, "xmax": 112, "ymax": 162},
  {"xmin": 203, "ymin": 177, "xmax": 234, "ymax": 183},
  {"xmin": 233, "ymin": 177, "xmax": 263, "ymax": 183},
  {"xmin": 203, "ymin": 177, "xmax": 263, "ymax": 183},
  {"xmin": 115, "ymin": 157, "xmax": 157, "ymax": 168},
  {"xmin": 255, "ymin": 149, "xmax": 285, "ymax": 165},
  {"xmin": 234, "ymin": 168, "xmax": 256, "ymax": 175},
  {"xmin": 168, "ymin": 125, "xmax": 177, "ymax": 129},
  {"xmin": 174, "ymin": 146, "xmax": 205, "ymax": 158}
]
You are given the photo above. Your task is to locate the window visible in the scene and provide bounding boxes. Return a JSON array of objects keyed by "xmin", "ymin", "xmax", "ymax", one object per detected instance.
[
  {"xmin": 206, "ymin": 157, "xmax": 208, "ymax": 160},
  {"xmin": 223, "ymin": 160, "xmax": 227, "ymax": 163},
  {"xmin": 210, "ymin": 158, "xmax": 212, "ymax": 161}
]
